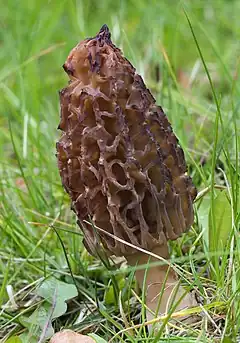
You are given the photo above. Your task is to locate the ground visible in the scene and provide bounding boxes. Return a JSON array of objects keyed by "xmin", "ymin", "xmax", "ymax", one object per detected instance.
[{"xmin": 0, "ymin": 1, "xmax": 239, "ymax": 342}]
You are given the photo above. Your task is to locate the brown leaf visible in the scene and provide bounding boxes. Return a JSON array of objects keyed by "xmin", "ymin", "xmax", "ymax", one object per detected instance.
[{"xmin": 50, "ymin": 330, "xmax": 95, "ymax": 343}]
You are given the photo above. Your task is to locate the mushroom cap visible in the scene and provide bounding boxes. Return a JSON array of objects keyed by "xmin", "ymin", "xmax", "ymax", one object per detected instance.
[{"xmin": 57, "ymin": 25, "xmax": 197, "ymax": 256}]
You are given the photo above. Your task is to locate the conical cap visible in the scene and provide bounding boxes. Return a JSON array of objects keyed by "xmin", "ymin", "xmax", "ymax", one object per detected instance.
[{"xmin": 57, "ymin": 25, "xmax": 197, "ymax": 256}]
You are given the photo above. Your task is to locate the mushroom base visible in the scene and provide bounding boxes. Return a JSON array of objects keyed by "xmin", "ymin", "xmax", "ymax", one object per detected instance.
[{"xmin": 126, "ymin": 245, "xmax": 197, "ymax": 324}]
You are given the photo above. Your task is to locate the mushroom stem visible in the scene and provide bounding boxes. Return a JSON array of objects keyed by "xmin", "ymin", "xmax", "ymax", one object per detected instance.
[{"xmin": 126, "ymin": 245, "xmax": 196, "ymax": 322}]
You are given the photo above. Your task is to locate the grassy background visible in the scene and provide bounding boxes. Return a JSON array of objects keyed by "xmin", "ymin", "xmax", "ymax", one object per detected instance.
[{"xmin": 0, "ymin": 0, "xmax": 239, "ymax": 342}]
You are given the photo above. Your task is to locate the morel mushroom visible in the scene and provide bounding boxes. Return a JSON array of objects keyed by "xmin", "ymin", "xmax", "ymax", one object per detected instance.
[{"xmin": 57, "ymin": 25, "xmax": 197, "ymax": 322}]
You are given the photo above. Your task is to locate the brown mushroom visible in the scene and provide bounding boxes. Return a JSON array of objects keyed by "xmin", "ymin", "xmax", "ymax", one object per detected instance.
[{"xmin": 57, "ymin": 25, "xmax": 197, "ymax": 323}]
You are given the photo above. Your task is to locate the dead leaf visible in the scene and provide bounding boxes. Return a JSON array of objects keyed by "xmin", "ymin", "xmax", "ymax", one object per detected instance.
[{"xmin": 50, "ymin": 330, "xmax": 95, "ymax": 343}]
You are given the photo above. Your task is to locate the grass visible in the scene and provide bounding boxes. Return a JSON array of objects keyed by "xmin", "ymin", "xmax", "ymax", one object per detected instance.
[{"xmin": 0, "ymin": 0, "xmax": 239, "ymax": 342}]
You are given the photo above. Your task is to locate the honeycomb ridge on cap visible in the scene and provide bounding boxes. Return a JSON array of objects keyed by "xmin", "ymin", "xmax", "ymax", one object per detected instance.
[{"xmin": 57, "ymin": 25, "xmax": 197, "ymax": 256}]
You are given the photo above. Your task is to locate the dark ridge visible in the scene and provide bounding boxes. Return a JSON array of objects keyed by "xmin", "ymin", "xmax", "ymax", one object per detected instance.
[{"xmin": 98, "ymin": 24, "xmax": 111, "ymax": 42}]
